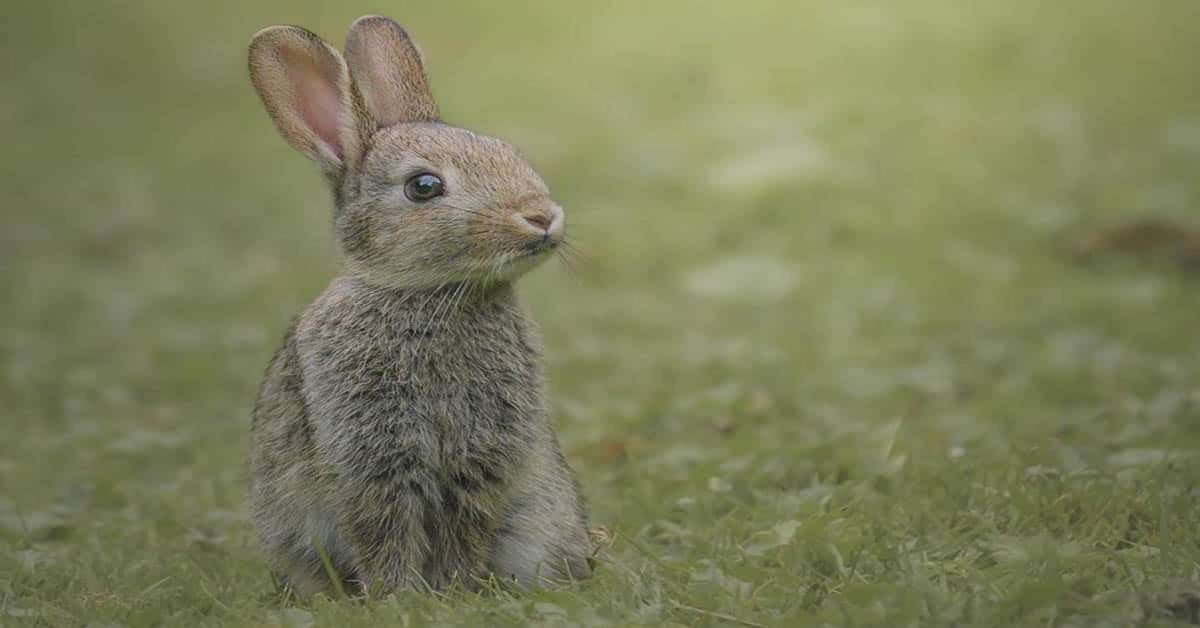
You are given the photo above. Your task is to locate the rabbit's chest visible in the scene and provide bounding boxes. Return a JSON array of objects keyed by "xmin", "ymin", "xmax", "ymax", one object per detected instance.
[
  {"xmin": 409, "ymin": 337, "xmax": 543, "ymax": 450},
  {"xmin": 298, "ymin": 286, "xmax": 546, "ymax": 484},
  {"xmin": 381, "ymin": 339, "xmax": 544, "ymax": 489}
]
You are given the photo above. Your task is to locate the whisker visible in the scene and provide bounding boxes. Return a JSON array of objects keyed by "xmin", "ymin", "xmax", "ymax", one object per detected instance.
[
  {"xmin": 413, "ymin": 282, "xmax": 457, "ymax": 364},
  {"xmin": 446, "ymin": 277, "xmax": 471, "ymax": 326},
  {"xmin": 555, "ymin": 240, "xmax": 593, "ymax": 268},
  {"xmin": 555, "ymin": 248, "xmax": 582, "ymax": 283},
  {"xmin": 439, "ymin": 203, "xmax": 512, "ymax": 224}
]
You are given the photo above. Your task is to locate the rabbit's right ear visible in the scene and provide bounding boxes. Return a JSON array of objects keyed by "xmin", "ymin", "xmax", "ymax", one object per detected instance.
[
  {"xmin": 344, "ymin": 16, "xmax": 439, "ymax": 128},
  {"xmin": 248, "ymin": 26, "xmax": 360, "ymax": 177}
]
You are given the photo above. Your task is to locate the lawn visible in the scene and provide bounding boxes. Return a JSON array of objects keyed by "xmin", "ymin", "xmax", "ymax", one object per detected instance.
[{"xmin": 3, "ymin": 1, "xmax": 1200, "ymax": 626}]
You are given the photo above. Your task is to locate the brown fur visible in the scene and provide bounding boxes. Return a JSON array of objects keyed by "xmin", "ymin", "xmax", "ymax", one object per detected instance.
[{"xmin": 246, "ymin": 16, "xmax": 589, "ymax": 596}]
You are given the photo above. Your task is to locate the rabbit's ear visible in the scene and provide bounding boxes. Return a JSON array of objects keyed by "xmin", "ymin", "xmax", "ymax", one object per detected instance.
[
  {"xmin": 248, "ymin": 26, "xmax": 359, "ymax": 176},
  {"xmin": 344, "ymin": 16, "xmax": 439, "ymax": 127}
]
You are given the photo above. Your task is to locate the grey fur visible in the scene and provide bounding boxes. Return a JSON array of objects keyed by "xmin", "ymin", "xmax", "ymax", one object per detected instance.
[{"xmin": 246, "ymin": 16, "xmax": 590, "ymax": 597}]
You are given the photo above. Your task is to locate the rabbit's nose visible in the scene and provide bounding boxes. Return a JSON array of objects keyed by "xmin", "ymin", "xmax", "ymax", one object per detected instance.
[
  {"xmin": 522, "ymin": 213, "xmax": 551, "ymax": 231},
  {"xmin": 516, "ymin": 204, "xmax": 564, "ymax": 236}
]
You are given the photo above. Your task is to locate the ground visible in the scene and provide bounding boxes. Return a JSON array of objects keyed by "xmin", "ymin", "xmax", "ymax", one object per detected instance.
[{"xmin": 2, "ymin": 1, "xmax": 1200, "ymax": 626}]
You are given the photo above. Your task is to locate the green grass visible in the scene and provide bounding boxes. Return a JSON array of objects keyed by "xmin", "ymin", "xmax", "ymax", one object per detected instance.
[{"xmin": 3, "ymin": 1, "xmax": 1200, "ymax": 626}]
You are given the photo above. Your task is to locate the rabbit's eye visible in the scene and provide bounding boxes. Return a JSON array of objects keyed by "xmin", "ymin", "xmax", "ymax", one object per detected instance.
[{"xmin": 404, "ymin": 172, "xmax": 444, "ymax": 202}]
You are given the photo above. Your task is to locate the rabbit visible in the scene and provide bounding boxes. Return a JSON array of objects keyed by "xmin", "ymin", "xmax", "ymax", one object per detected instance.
[{"xmin": 245, "ymin": 15, "xmax": 592, "ymax": 597}]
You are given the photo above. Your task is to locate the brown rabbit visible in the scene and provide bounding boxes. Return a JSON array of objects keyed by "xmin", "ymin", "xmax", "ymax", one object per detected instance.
[{"xmin": 246, "ymin": 15, "xmax": 591, "ymax": 596}]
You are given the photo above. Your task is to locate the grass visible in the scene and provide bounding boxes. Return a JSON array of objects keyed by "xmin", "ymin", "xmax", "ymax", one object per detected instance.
[{"xmin": 3, "ymin": 0, "xmax": 1200, "ymax": 625}]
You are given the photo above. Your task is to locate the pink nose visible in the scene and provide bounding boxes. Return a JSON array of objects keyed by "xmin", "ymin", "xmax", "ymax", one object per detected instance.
[
  {"xmin": 521, "ymin": 212, "xmax": 552, "ymax": 232},
  {"xmin": 516, "ymin": 204, "xmax": 563, "ymax": 235}
]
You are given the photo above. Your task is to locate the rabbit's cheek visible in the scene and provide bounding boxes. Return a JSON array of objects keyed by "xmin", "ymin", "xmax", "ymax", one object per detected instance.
[{"xmin": 335, "ymin": 210, "xmax": 380, "ymax": 260}]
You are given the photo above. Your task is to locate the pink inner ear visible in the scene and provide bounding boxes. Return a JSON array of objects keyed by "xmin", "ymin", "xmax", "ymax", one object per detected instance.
[{"xmin": 285, "ymin": 49, "xmax": 344, "ymax": 161}]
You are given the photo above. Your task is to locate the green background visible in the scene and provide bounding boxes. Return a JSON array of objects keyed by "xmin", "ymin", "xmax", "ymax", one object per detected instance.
[{"xmin": 3, "ymin": 1, "xmax": 1199, "ymax": 625}]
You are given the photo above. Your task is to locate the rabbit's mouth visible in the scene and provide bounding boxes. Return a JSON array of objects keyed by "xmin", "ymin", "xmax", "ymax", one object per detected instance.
[
  {"xmin": 486, "ymin": 238, "xmax": 559, "ymax": 280},
  {"xmin": 520, "ymin": 236, "xmax": 560, "ymax": 257}
]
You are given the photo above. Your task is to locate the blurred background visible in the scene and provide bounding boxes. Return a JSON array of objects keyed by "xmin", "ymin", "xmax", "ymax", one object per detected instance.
[{"xmin": 2, "ymin": 0, "xmax": 1199, "ymax": 625}]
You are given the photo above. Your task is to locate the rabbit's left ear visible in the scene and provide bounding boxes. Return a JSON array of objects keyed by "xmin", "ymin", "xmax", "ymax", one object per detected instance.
[{"xmin": 344, "ymin": 15, "xmax": 440, "ymax": 128}]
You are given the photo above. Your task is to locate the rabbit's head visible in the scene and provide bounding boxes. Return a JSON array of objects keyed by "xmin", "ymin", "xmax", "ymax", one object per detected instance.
[{"xmin": 249, "ymin": 16, "xmax": 564, "ymax": 288}]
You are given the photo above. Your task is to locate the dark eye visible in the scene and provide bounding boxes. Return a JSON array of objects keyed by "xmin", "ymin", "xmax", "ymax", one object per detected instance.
[{"xmin": 404, "ymin": 172, "xmax": 444, "ymax": 202}]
